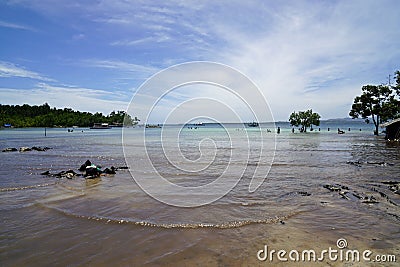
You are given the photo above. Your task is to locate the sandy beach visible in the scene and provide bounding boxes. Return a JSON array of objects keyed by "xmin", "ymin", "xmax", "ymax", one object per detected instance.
[{"xmin": 0, "ymin": 125, "xmax": 398, "ymax": 266}]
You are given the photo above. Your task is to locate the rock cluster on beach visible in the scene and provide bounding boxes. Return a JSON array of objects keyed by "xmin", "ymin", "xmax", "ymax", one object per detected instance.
[
  {"xmin": 2, "ymin": 146, "xmax": 51, "ymax": 152},
  {"xmin": 346, "ymin": 160, "xmax": 394, "ymax": 167},
  {"xmin": 323, "ymin": 181, "xmax": 399, "ymax": 206},
  {"xmin": 382, "ymin": 181, "xmax": 400, "ymax": 195},
  {"xmin": 2, "ymin": 146, "xmax": 128, "ymax": 179},
  {"xmin": 41, "ymin": 159, "xmax": 128, "ymax": 179}
]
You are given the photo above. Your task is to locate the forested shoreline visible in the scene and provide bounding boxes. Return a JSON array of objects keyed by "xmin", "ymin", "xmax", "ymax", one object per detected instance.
[{"xmin": 0, "ymin": 103, "xmax": 136, "ymax": 128}]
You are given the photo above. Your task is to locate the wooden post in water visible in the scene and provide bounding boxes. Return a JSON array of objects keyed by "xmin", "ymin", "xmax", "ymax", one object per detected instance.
[{"xmin": 45, "ymin": 127, "xmax": 47, "ymax": 137}]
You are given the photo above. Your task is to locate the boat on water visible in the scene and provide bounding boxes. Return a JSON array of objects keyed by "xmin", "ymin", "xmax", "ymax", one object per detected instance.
[
  {"xmin": 145, "ymin": 124, "xmax": 162, "ymax": 128},
  {"xmin": 90, "ymin": 123, "xmax": 112, "ymax": 129},
  {"xmin": 110, "ymin": 123, "xmax": 123, "ymax": 127},
  {"xmin": 247, "ymin": 121, "xmax": 259, "ymax": 127},
  {"xmin": 194, "ymin": 122, "xmax": 205, "ymax": 126}
]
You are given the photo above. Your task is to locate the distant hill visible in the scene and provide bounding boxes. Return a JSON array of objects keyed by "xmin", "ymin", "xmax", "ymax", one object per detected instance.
[{"xmin": 324, "ymin": 117, "xmax": 365, "ymax": 122}]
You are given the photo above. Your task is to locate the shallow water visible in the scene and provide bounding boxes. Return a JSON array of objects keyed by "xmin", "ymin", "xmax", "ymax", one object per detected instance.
[{"xmin": 0, "ymin": 124, "xmax": 399, "ymax": 266}]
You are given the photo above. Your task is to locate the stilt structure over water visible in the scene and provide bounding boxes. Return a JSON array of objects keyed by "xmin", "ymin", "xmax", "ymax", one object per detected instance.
[{"xmin": 381, "ymin": 118, "xmax": 400, "ymax": 140}]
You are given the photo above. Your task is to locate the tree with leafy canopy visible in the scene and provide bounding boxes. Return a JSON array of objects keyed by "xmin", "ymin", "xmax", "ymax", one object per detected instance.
[
  {"xmin": 349, "ymin": 71, "xmax": 400, "ymax": 136},
  {"xmin": 394, "ymin": 70, "xmax": 400, "ymax": 95},
  {"xmin": 289, "ymin": 109, "xmax": 321, "ymax": 132}
]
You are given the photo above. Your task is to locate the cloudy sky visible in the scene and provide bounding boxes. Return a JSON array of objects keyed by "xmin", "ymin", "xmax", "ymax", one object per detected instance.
[{"xmin": 1, "ymin": 0, "xmax": 399, "ymax": 122}]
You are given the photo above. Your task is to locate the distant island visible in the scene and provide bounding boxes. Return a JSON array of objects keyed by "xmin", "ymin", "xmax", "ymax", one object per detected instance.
[{"xmin": 0, "ymin": 103, "xmax": 138, "ymax": 128}]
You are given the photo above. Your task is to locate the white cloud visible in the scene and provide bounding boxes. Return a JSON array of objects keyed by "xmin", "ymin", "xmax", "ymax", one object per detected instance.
[
  {"xmin": 3, "ymin": 0, "xmax": 400, "ymax": 121},
  {"xmin": 214, "ymin": 0, "xmax": 400, "ymax": 120},
  {"xmin": 0, "ymin": 20, "xmax": 36, "ymax": 31},
  {"xmin": 111, "ymin": 32, "xmax": 171, "ymax": 46},
  {"xmin": 0, "ymin": 61, "xmax": 55, "ymax": 81},
  {"xmin": 125, "ymin": 62, "xmax": 274, "ymax": 124},
  {"xmin": 59, "ymin": 0, "xmax": 400, "ymax": 120},
  {"xmin": 80, "ymin": 59, "xmax": 159, "ymax": 75}
]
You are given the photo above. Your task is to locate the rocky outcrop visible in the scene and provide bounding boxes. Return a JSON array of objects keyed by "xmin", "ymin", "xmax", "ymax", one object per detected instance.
[
  {"xmin": 103, "ymin": 167, "xmax": 116, "ymax": 175},
  {"xmin": 41, "ymin": 169, "xmax": 81, "ymax": 179},
  {"xmin": 382, "ymin": 181, "xmax": 400, "ymax": 195},
  {"xmin": 79, "ymin": 160, "xmax": 92, "ymax": 171},
  {"xmin": 32, "ymin": 146, "xmax": 51, "ymax": 151},
  {"xmin": 2, "ymin": 146, "xmax": 51, "ymax": 152},
  {"xmin": 41, "ymin": 160, "xmax": 128, "ymax": 179},
  {"xmin": 84, "ymin": 165, "xmax": 102, "ymax": 179},
  {"xmin": 323, "ymin": 182, "xmax": 399, "ymax": 206},
  {"xmin": 346, "ymin": 160, "xmax": 394, "ymax": 167},
  {"xmin": 2, "ymin": 148, "xmax": 17, "ymax": 152}
]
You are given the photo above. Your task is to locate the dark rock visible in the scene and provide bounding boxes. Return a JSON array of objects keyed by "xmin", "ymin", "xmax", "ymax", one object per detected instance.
[
  {"xmin": 65, "ymin": 170, "xmax": 78, "ymax": 179},
  {"xmin": 103, "ymin": 167, "xmax": 116, "ymax": 175},
  {"xmin": 323, "ymin": 184, "xmax": 349, "ymax": 192},
  {"xmin": 298, "ymin": 191, "xmax": 311, "ymax": 196},
  {"xmin": 382, "ymin": 181, "xmax": 399, "ymax": 185},
  {"xmin": 362, "ymin": 196, "xmax": 379, "ymax": 204},
  {"xmin": 65, "ymin": 173, "xmax": 74, "ymax": 179},
  {"xmin": 32, "ymin": 146, "xmax": 51, "ymax": 151},
  {"xmin": 39, "ymin": 160, "xmax": 120, "ymax": 180},
  {"xmin": 19, "ymin": 147, "xmax": 32, "ymax": 152},
  {"xmin": 378, "ymin": 191, "xmax": 388, "ymax": 198},
  {"xmin": 117, "ymin": 166, "xmax": 129, "ymax": 170},
  {"xmin": 55, "ymin": 171, "xmax": 65, "ymax": 178},
  {"xmin": 2, "ymin": 147, "xmax": 17, "ymax": 152},
  {"xmin": 41, "ymin": 169, "xmax": 80, "ymax": 178},
  {"xmin": 79, "ymin": 160, "xmax": 92, "ymax": 171},
  {"xmin": 346, "ymin": 160, "xmax": 362, "ymax": 167},
  {"xmin": 323, "ymin": 184, "xmax": 341, "ymax": 191},
  {"xmin": 389, "ymin": 185, "xmax": 400, "ymax": 195},
  {"xmin": 366, "ymin": 161, "xmax": 393, "ymax": 166},
  {"xmin": 339, "ymin": 191, "xmax": 350, "ymax": 200},
  {"xmin": 85, "ymin": 166, "xmax": 101, "ymax": 178}
]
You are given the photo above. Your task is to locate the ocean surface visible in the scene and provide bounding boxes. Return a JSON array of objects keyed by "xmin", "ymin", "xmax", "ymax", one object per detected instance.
[{"xmin": 0, "ymin": 120, "xmax": 399, "ymax": 266}]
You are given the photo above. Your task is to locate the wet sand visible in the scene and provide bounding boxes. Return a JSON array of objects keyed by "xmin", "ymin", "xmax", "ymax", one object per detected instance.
[{"xmin": 0, "ymin": 127, "xmax": 399, "ymax": 266}]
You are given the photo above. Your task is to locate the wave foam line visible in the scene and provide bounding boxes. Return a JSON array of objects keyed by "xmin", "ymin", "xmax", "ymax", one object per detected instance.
[
  {"xmin": 47, "ymin": 205, "xmax": 300, "ymax": 229},
  {"xmin": 0, "ymin": 182, "xmax": 56, "ymax": 192}
]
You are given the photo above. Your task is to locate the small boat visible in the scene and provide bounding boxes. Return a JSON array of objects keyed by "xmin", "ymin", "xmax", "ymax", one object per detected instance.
[
  {"xmin": 247, "ymin": 121, "xmax": 259, "ymax": 127},
  {"xmin": 110, "ymin": 123, "xmax": 123, "ymax": 127},
  {"xmin": 145, "ymin": 124, "xmax": 162, "ymax": 128},
  {"xmin": 194, "ymin": 122, "xmax": 204, "ymax": 126},
  {"xmin": 90, "ymin": 123, "xmax": 111, "ymax": 129}
]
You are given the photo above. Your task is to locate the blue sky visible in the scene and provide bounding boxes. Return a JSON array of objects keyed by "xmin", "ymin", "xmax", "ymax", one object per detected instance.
[{"xmin": 1, "ymin": 0, "xmax": 399, "ymax": 122}]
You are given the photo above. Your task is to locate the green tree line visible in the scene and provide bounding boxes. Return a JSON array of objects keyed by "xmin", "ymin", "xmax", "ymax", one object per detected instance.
[{"xmin": 0, "ymin": 103, "xmax": 137, "ymax": 127}]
